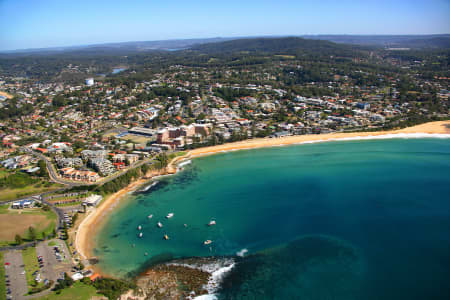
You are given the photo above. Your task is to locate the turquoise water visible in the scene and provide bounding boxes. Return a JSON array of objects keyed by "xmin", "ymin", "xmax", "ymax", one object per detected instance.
[{"xmin": 94, "ymin": 138, "xmax": 450, "ymax": 299}]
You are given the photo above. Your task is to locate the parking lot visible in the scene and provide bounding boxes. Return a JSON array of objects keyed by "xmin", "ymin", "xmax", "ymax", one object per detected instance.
[
  {"xmin": 36, "ymin": 239, "xmax": 74, "ymax": 284},
  {"xmin": 4, "ymin": 250, "xmax": 28, "ymax": 300},
  {"xmin": 2, "ymin": 239, "xmax": 75, "ymax": 300}
]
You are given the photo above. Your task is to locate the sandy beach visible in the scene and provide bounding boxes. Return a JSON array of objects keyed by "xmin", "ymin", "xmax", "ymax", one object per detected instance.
[
  {"xmin": 75, "ymin": 156, "xmax": 185, "ymax": 272},
  {"xmin": 75, "ymin": 120, "xmax": 450, "ymax": 273},
  {"xmin": 189, "ymin": 121, "xmax": 450, "ymax": 157}
]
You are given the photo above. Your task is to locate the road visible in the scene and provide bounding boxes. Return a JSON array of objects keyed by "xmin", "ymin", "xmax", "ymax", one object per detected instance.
[
  {"xmin": 1, "ymin": 148, "xmax": 157, "ymax": 251},
  {"xmin": 22, "ymin": 148, "xmax": 82, "ymax": 187},
  {"xmin": 23, "ymin": 147, "xmax": 156, "ymax": 188}
]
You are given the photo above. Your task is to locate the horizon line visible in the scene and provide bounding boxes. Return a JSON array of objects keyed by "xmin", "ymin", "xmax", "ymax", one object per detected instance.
[{"xmin": 1, "ymin": 33, "xmax": 449, "ymax": 53}]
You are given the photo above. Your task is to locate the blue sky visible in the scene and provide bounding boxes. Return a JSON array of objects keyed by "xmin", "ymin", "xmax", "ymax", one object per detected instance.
[{"xmin": 0, "ymin": 0, "xmax": 449, "ymax": 51}]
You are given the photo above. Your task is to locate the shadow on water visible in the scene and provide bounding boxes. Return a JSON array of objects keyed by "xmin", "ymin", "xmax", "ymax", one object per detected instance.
[
  {"xmin": 126, "ymin": 252, "xmax": 176, "ymax": 278},
  {"xmin": 218, "ymin": 235, "xmax": 366, "ymax": 300}
]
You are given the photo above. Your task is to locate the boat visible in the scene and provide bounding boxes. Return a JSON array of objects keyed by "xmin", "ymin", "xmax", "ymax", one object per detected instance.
[
  {"xmin": 138, "ymin": 225, "xmax": 142, "ymax": 230},
  {"xmin": 147, "ymin": 214, "xmax": 153, "ymax": 219},
  {"xmin": 164, "ymin": 234, "xmax": 169, "ymax": 240},
  {"xmin": 208, "ymin": 220, "xmax": 216, "ymax": 226},
  {"xmin": 157, "ymin": 222, "xmax": 163, "ymax": 228},
  {"xmin": 139, "ymin": 232, "xmax": 143, "ymax": 238},
  {"xmin": 166, "ymin": 213, "xmax": 174, "ymax": 219},
  {"xmin": 204, "ymin": 240, "xmax": 212, "ymax": 245}
]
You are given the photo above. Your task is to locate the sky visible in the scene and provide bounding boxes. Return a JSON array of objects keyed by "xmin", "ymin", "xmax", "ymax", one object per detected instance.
[{"xmin": 0, "ymin": 0, "xmax": 449, "ymax": 51}]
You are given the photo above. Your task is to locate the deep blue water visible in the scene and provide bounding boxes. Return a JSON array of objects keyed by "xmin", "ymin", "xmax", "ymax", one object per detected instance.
[{"xmin": 94, "ymin": 138, "xmax": 450, "ymax": 299}]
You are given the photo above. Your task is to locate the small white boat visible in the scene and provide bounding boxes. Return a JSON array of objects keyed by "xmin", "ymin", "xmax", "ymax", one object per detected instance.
[
  {"xmin": 138, "ymin": 225, "xmax": 142, "ymax": 230},
  {"xmin": 157, "ymin": 222, "xmax": 163, "ymax": 228},
  {"xmin": 164, "ymin": 234, "xmax": 169, "ymax": 240},
  {"xmin": 166, "ymin": 213, "xmax": 174, "ymax": 219},
  {"xmin": 204, "ymin": 240, "xmax": 212, "ymax": 245},
  {"xmin": 139, "ymin": 232, "xmax": 143, "ymax": 238},
  {"xmin": 208, "ymin": 220, "xmax": 216, "ymax": 226},
  {"xmin": 148, "ymin": 214, "xmax": 153, "ymax": 219}
]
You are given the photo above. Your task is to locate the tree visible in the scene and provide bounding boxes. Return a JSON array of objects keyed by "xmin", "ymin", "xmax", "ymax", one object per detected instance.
[
  {"xmin": 15, "ymin": 234, "xmax": 22, "ymax": 245},
  {"xmin": 154, "ymin": 153, "xmax": 169, "ymax": 170},
  {"xmin": 53, "ymin": 273, "xmax": 74, "ymax": 292},
  {"xmin": 37, "ymin": 160, "xmax": 49, "ymax": 178},
  {"xmin": 28, "ymin": 226, "xmax": 37, "ymax": 241}
]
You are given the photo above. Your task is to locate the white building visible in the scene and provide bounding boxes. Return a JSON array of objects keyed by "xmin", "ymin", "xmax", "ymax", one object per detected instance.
[
  {"xmin": 83, "ymin": 194, "xmax": 102, "ymax": 207},
  {"xmin": 85, "ymin": 78, "xmax": 94, "ymax": 86}
]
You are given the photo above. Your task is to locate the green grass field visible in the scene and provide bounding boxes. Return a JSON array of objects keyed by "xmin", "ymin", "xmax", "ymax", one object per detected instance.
[
  {"xmin": 0, "ymin": 169, "xmax": 8, "ymax": 179},
  {"xmin": 0, "ymin": 252, "xmax": 6, "ymax": 300},
  {"xmin": 55, "ymin": 201, "xmax": 82, "ymax": 207},
  {"xmin": 0, "ymin": 207, "xmax": 57, "ymax": 246},
  {"xmin": 0, "ymin": 204, "xmax": 8, "ymax": 214},
  {"xmin": 168, "ymin": 151, "xmax": 187, "ymax": 160},
  {"xmin": 22, "ymin": 247, "xmax": 46, "ymax": 292},
  {"xmin": 37, "ymin": 282, "xmax": 101, "ymax": 300},
  {"xmin": 0, "ymin": 183, "xmax": 62, "ymax": 203}
]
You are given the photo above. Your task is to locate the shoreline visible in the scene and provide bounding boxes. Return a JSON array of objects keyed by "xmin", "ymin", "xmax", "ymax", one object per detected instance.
[
  {"xmin": 75, "ymin": 160, "xmax": 181, "ymax": 275},
  {"xmin": 189, "ymin": 121, "xmax": 450, "ymax": 158},
  {"xmin": 74, "ymin": 120, "xmax": 450, "ymax": 276}
]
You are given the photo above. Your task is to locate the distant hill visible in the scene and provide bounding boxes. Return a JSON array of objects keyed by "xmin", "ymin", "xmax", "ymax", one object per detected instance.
[
  {"xmin": 301, "ymin": 34, "xmax": 450, "ymax": 49},
  {"xmin": 2, "ymin": 34, "xmax": 448, "ymax": 56},
  {"xmin": 1, "ymin": 37, "xmax": 236, "ymax": 56},
  {"xmin": 188, "ymin": 37, "xmax": 362, "ymax": 56}
]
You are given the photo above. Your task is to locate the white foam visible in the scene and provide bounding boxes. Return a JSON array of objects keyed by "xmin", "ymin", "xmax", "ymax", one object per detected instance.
[
  {"xmin": 140, "ymin": 181, "xmax": 159, "ymax": 192},
  {"xmin": 168, "ymin": 258, "xmax": 235, "ymax": 298},
  {"xmin": 236, "ymin": 248, "xmax": 248, "ymax": 257},
  {"xmin": 192, "ymin": 295, "xmax": 218, "ymax": 300},
  {"xmin": 293, "ymin": 133, "xmax": 450, "ymax": 146},
  {"xmin": 178, "ymin": 160, "xmax": 192, "ymax": 168}
]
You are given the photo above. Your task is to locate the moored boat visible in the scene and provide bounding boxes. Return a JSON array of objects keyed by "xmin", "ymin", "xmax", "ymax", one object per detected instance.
[
  {"xmin": 208, "ymin": 220, "xmax": 216, "ymax": 226},
  {"xmin": 204, "ymin": 240, "xmax": 212, "ymax": 245},
  {"xmin": 139, "ymin": 232, "xmax": 143, "ymax": 238},
  {"xmin": 157, "ymin": 222, "xmax": 163, "ymax": 228},
  {"xmin": 166, "ymin": 213, "xmax": 174, "ymax": 219},
  {"xmin": 138, "ymin": 225, "xmax": 142, "ymax": 230},
  {"xmin": 148, "ymin": 214, "xmax": 153, "ymax": 219},
  {"xmin": 164, "ymin": 234, "xmax": 169, "ymax": 240}
]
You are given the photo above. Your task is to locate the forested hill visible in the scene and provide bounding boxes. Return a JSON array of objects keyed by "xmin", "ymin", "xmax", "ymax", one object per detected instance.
[{"xmin": 189, "ymin": 37, "xmax": 362, "ymax": 55}]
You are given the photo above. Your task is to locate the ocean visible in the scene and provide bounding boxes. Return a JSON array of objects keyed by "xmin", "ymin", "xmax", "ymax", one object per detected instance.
[{"xmin": 93, "ymin": 138, "xmax": 450, "ymax": 299}]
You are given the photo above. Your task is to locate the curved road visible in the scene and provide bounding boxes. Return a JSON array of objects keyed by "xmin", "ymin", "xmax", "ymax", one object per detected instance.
[{"xmin": 24, "ymin": 147, "xmax": 155, "ymax": 187}]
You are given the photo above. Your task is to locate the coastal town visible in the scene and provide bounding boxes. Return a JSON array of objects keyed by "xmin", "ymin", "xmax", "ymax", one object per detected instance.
[{"xmin": 0, "ymin": 35, "xmax": 449, "ymax": 300}]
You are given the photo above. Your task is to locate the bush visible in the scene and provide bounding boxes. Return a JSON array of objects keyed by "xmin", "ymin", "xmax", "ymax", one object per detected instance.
[
  {"xmin": 92, "ymin": 278, "xmax": 136, "ymax": 300},
  {"xmin": 53, "ymin": 273, "xmax": 73, "ymax": 291},
  {"xmin": 0, "ymin": 172, "xmax": 39, "ymax": 189}
]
